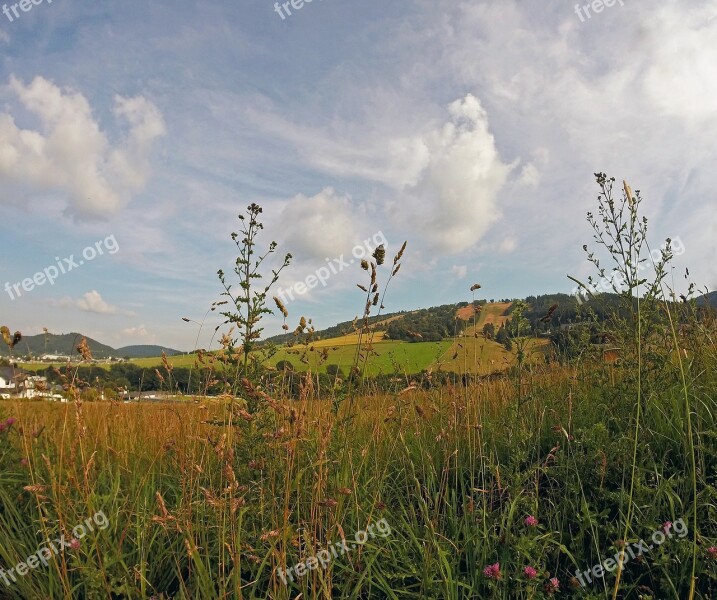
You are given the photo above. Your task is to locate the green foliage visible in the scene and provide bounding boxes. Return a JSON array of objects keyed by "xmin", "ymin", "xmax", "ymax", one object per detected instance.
[{"xmin": 385, "ymin": 303, "xmax": 465, "ymax": 342}]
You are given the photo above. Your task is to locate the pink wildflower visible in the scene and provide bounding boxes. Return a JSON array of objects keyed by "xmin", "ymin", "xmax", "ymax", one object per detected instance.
[
  {"xmin": 523, "ymin": 566, "xmax": 538, "ymax": 579},
  {"xmin": 545, "ymin": 577, "xmax": 559, "ymax": 594},
  {"xmin": 483, "ymin": 562, "xmax": 501, "ymax": 579},
  {"xmin": 707, "ymin": 546, "xmax": 717, "ymax": 560},
  {"xmin": 69, "ymin": 539, "xmax": 81, "ymax": 550},
  {"xmin": 525, "ymin": 515, "xmax": 538, "ymax": 527}
]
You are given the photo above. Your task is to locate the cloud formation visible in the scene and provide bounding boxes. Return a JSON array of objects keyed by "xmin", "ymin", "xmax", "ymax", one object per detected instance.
[
  {"xmin": 399, "ymin": 95, "xmax": 514, "ymax": 253},
  {"xmin": 50, "ymin": 291, "xmax": 135, "ymax": 316},
  {"xmin": 0, "ymin": 76, "xmax": 165, "ymax": 220},
  {"xmin": 275, "ymin": 188, "xmax": 361, "ymax": 261}
]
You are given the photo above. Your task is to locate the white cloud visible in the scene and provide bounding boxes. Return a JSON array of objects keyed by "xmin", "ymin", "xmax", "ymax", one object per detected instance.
[
  {"xmin": 497, "ymin": 237, "xmax": 516, "ymax": 254},
  {"xmin": 49, "ymin": 291, "xmax": 135, "ymax": 316},
  {"xmin": 398, "ymin": 94, "xmax": 513, "ymax": 253},
  {"xmin": 122, "ymin": 325, "xmax": 150, "ymax": 338},
  {"xmin": 451, "ymin": 265, "xmax": 467, "ymax": 279},
  {"xmin": 275, "ymin": 187, "xmax": 361, "ymax": 261},
  {"xmin": 0, "ymin": 76, "xmax": 165, "ymax": 220},
  {"xmin": 641, "ymin": 4, "xmax": 717, "ymax": 121},
  {"xmin": 76, "ymin": 290, "xmax": 118, "ymax": 315},
  {"xmin": 517, "ymin": 163, "xmax": 540, "ymax": 188}
]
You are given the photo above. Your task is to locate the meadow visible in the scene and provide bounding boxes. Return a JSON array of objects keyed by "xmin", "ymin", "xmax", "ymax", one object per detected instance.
[{"xmin": 1, "ymin": 176, "xmax": 716, "ymax": 599}]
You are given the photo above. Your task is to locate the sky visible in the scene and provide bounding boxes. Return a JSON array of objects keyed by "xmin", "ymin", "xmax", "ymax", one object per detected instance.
[{"xmin": 0, "ymin": 0, "xmax": 715, "ymax": 352}]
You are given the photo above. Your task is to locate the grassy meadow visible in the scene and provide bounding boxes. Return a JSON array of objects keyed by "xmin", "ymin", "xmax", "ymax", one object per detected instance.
[{"xmin": 2, "ymin": 180, "xmax": 717, "ymax": 599}]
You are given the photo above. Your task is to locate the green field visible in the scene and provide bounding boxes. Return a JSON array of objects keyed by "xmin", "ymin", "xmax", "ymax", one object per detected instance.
[
  {"xmin": 267, "ymin": 338, "xmax": 453, "ymax": 376},
  {"xmin": 18, "ymin": 303, "xmax": 531, "ymax": 377}
]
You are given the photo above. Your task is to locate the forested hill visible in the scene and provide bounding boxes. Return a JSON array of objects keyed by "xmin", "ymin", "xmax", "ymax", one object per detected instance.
[{"xmin": 263, "ymin": 311, "xmax": 406, "ymax": 345}]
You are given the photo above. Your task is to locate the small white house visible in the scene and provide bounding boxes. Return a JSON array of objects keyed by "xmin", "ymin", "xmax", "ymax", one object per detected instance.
[{"xmin": 0, "ymin": 366, "xmax": 19, "ymax": 395}]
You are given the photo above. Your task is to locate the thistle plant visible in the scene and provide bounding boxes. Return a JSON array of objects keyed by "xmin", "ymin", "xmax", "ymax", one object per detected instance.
[
  {"xmin": 217, "ymin": 203, "xmax": 291, "ymax": 403},
  {"xmin": 572, "ymin": 173, "xmax": 699, "ymax": 599}
]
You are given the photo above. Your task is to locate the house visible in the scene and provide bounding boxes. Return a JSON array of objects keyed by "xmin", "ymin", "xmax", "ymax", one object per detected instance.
[
  {"xmin": 39, "ymin": 354, "xmax": 71, "ymax": 362},
  {"xmin": 0, "ymin": 365, "xmax": 23, "ymax": 398},
  {"xmin": 0, "ymin": 366, "xmax": 64, "ymax": 401}
]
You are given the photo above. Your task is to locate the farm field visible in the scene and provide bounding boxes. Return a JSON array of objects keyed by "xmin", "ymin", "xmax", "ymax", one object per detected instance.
[
  {"xmin": 267, "ymin": 337, "xmax": 453, "ymax": 376},
  {"xmin": 16, "ymin": 303, "xmax": 529, "ymax": 378}
]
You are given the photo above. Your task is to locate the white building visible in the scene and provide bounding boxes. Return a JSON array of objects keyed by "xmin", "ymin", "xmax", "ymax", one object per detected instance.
[{"xmin": 0, "ymin": 366, "xmax": 20, "ymax": 398}]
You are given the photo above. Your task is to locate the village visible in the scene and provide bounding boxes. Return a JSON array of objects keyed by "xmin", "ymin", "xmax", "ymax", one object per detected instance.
[{"xmin": 0, "ymin": 364, "xmax": 64, "ymax": 401}]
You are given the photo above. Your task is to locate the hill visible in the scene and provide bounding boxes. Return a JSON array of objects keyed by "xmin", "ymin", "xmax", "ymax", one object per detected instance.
[
  {"xmin": 697, "ymin": 291, "xmax": 717, "ymax": 307},
  {"xmin": 1, "ymin": 332, "xmax": 181, "ymax": 360},
  {"xmin": 116, "ymin": 345, "xmax": 183, "ymax": 358},
  {"xmin": 1, "ymin": 332, "xmax": 116, "ymax": 359},
  {"xmin": 263, "ymin": 310, "xmax": 406, "ymax": 345}
]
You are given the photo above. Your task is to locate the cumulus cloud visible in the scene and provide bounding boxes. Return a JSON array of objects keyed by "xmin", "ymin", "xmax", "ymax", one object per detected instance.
[
  {"xmin": 76, "ymin": 291, "xmax": 118, "ymax": 314},
  {"xmin": 122, "ymin": 325, "xmax": 150, "ymax": 338},
  {"xmin": 0, "ymin": 76, "xmax": 165, "ymax": 219},
  {"xmin": 50, "ymin": 291, "xmax": 135, "ymax": 316},
  {"xmin": 275, "ymin": 187, "xmax": 361, "ymax": 260},
  {"xmin": 399, "ymin": 95, "xmax": 513, "ymax": 253}
]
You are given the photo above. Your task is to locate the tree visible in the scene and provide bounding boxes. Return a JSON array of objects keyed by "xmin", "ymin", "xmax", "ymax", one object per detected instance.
[
  {"xmin": 482, "ymin": 323, "xmax": 495, "ymax": 339},
  {"xmin": 326, "ymin": 364, "xmax": 344, "ymax": 378},
  {"xmin": 276, "ymin": 360, "xmax": 294, "ymax": 372}
]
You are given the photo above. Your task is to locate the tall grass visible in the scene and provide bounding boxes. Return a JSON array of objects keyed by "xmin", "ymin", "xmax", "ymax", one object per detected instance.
[{"xmin": 1, "ymin": 179, "xmax": 716, "ymax": 599}]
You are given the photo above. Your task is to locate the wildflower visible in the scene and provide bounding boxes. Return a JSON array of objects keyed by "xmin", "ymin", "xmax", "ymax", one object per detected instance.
[
  {"xmin": 20, "ymin": 458, "xmax": 29, "ymax": 467},
  {"xmin": 662, "ymin": 521, "xmax": 672, "ymax": 534},
  {"xmin": 523, "ymin": 566, "xmax": 538, "ymax": 579},
  {"xmin": 525, "ymin": 515, "xmax": 538, "ymax": 527},
  {"xmin": 5, "ymin": 417, "xmax": 16, "ymax": 427},
  {"xmin": 69, "ymin": 539, "xmax": 81, "ymax": 550},
  {"xmin": 707, "ymin": 546, "xmax": 717, "ymax": 560},
  {"xmin": 483, "ymin": 562, "xmax": 501, "ymax": 579},
  {"xmin": 545, "ymin": 577, "xmax": 559, "ymax": 594}
]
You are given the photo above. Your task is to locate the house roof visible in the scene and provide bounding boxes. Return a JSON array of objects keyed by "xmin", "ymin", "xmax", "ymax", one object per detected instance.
[{"xmin": 0, "ymin": 365, "xmax": 27, "ymax": 382}]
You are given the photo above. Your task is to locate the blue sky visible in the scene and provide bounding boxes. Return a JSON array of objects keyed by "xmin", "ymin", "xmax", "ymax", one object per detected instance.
[{"xmin": 1, "ymin": 0, "xmax": 715, "ymax": 351}]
